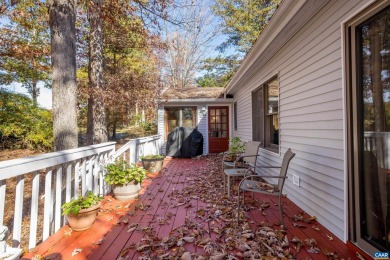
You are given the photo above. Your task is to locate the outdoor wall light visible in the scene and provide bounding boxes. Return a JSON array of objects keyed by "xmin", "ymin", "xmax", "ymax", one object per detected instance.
[{"xmin": 201, "ymin": 106, "xmax": 207, "ymax": 115}]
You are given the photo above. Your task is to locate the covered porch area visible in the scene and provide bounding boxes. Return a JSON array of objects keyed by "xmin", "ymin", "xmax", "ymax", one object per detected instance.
[{"xmin": 22, "ymin": 156, "xmax": 355, "ymax": 259}]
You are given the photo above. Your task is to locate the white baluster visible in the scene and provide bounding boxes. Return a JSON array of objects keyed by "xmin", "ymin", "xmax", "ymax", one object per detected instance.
[
  {"xmin": 66, "ymin": 163, "xmax": 72, "ymax": 203},
  {"xmin": 29, "ymin": 171, "xmax": 40, "ymax": 248},
  {"xmin": 0, "ymin": 180, "xmax": 5, "ymax": 226},
  {"xmin": 54, "ymin": 166, "xmax": 62, "ymax": 232},
  {"xmin": 74, "ymin": 161, "xmax": 80, "ymax": 198},
  {"xmin": 13, "ymin": 175, "xmax": 24, "ymax": 247},
  {"xmin": 88, "ymin": 156, "xmax": 94, "ymax": 192},
  {"xmin": 81, "ymin": 159, "xmax": 87, "ymax": 196},
  {"xmin": 43, "ymin": 170, "xmax": 52, "ymax": 240},
  {"xmin": 93, "ymin": 156, "xmax": 99, "ymax": 195}
]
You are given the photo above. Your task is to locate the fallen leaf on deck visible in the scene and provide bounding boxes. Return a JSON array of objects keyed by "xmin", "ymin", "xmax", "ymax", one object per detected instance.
[
  {"xmin": 307, "ymin": 246, "xmax": 321, "ymax": 254},
  {"xmin": 305, "ymin": 238, "xmax": 317, "ymax": 246},
  {"xmin": 312, "ymin": 225, "xmax": 320, "ymax": 231},
  {"xmin": 71, "ymin": 248, "xmax": 82, "ymax": 256},
  {"xmin": 63, "ymin": 229, "xmax": 72, "ymax": 237},
  {"xmin": 93, "ymin": 238, "xmax": 104, "ymax": 245},
  {"xmin": 181, "ymin": 252, "xmax": 192, "ymax": 260}
]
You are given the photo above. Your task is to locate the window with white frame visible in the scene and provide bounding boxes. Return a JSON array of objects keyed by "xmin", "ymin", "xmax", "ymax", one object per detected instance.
[{"xmin": 252, "ymin": 76, "xmax": 279, "ymax": 152}]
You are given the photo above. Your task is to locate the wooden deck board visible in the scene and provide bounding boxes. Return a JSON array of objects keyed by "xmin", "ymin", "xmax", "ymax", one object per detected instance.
[{"xmin": 22, "ymin": 156, "xmax": 356, "ymax": 260}]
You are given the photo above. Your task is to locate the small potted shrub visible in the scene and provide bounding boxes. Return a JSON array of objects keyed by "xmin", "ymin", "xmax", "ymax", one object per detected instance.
[
  {"xmin": 62, "ymin": 191, "xmax": 102, "ymax": 231},
  {"xmin": 105, "ymin": 160, "xmax": 146, "ymax": 200},
  {"xmin": 224, "ymin": 137, "xmax": 246, "ymax": 162},
  {"xmin": 140, "ymin": 154, "xmax": 165, "ymax": 174}
]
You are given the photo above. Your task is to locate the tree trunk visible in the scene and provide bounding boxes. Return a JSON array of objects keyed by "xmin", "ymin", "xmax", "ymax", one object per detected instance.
[
  {"xmin": 86, "ymin": 0, "xmax": 107, "ymax": 145},
  {"xmin": 49, "ymin": 0, "xmax": 78, "ymax": 151},
  {"xmin": 31, "ymin": 80, "xmax": 38, "ymax": 106},
  {"xmin": 112, "ymin": 109, "xmax": 117, "ymax": 140}
]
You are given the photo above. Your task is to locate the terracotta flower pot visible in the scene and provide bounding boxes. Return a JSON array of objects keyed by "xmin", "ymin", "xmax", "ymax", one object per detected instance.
[
  {"xmin": 66, "ymin": 202, "xmax": 101, "ymax": 231},
  {"xmin": 113, "ymin": 182, "xmax": 141, "ymax": 201}
]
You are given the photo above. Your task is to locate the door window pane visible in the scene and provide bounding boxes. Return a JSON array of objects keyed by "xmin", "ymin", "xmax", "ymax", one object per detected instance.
[
  {"xmin": 358, "ymin": 6, "xmax": 390, "ymax": 250},
  {"xmin": 165, "ymin": 107, "xmax": 197, "ymax": 133}
]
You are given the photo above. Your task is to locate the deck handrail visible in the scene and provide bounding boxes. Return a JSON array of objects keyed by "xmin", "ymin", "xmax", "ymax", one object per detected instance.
[
  {"xmin": 112, "ymin": 134, "xmax": 162, "ymax": 164},
  {"xmin": 0, "ymin": 133, "xmax": 162, "ymax": 250},
  {"xmin": 0, "ymin": 142, "xmax": 116, "ymax": 179}
]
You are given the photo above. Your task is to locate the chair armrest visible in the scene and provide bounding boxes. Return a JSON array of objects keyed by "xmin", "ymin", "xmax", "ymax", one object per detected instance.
[
  {"xmin": 235, "ymin": 154, "xmax": 258, "ymax": 163},
  {"xmin": 241, "ymin": 174, "xmax": 287, "ymax": 182},
  {"xmin": 223, "ymin": 151, "xmax": 243, "ymax": 160},
  {"xmin": 248, "ymin": 165, "xmax": 281, "ymax": 169}
]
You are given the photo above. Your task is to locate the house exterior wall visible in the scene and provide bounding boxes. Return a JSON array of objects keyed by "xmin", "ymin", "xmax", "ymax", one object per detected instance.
[
  {"xmin": 230, "ymin": 0, "xmax": 370, "ymax": 240},
  {"xmin": 158, "ymin": 102, "xmax": 233, "ymax": 156},
  {"xmin": 157, "ymin": 105, "xmax": 165, "ymax": 154}
]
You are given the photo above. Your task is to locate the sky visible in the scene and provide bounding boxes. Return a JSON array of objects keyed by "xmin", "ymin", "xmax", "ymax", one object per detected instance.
[{"xmin": 4, "ymin": 82, "xmax": 52, "ymax": 109}]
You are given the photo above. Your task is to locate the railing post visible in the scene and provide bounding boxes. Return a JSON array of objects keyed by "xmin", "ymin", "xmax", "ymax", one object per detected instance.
[{"xmin": 130, "ymin": 139, "xmax": 137, "ymax": 164}]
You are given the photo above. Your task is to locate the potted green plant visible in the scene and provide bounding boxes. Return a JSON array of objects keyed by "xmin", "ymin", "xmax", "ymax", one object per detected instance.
[
  {"xmin": 224, "ymin": 137, "xmax": 246, "ymax": 162},
  {"xmin": 104, "ymin": 160, "xmax": 146, "ymax": 200},
  {"xmin": 62, "ymin": 191, "xmax": 102, "ymax": 231},
  {"xmin": 140, "ymin": 154, "xmax": 165, "ymax": 174}
]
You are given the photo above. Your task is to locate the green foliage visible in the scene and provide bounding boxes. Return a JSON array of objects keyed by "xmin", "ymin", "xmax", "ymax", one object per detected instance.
[
  {"xmin": 197, "ymin": 55, "xmax": 241, "ymax": 88},
  {"xmin": 228, "ymin": 137, "xmax": 246, "ymax": 155},
  {"xmin": 61, "ymin": 191, "xmax": 102, "ymax": 215},
  {"xmin": 0, "ymin": 89, "xmax": 53, "ymax": 151},
  {"xmin": 104, "ymin": 160, "xmax": 146, "ymax": 185},
  {"xmin": 213, "ymin": 0, "xmax": 281, "ymax": 53},
  {"xmin": 0, "ymin": 0, "xmax": 51, "ymax": 103},
  {"xmin": 140, "ymin": 154, "xmax": 164, "ymax": 159},
  {"xmin": 196, "ymin": 74, "xmax": 220, "ymax": 88}
]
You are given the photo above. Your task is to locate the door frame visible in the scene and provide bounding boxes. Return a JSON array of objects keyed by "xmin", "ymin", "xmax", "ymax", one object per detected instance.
[{"xmin": 208, "ymin": 106, "xmax": 230, "ymax": 153}]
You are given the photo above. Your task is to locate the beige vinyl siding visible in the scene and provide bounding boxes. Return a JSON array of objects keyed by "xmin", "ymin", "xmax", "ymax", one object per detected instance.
[{"xmin": 231, "ymin": 0, "xmax": 368, "ymax": 239}]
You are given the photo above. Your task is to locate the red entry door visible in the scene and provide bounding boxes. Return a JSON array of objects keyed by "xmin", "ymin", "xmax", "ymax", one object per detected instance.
[{"xmin": 208, "ymin": 106, "xmax": 229, "ymax": 153}]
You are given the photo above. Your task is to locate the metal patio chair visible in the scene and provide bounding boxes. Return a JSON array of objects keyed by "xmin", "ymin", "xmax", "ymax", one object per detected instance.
[
  {"xmin": 237, "ymin": 148, "xmax": 295, "ymax": 227},
  {"xmin": 223, "ymin": 141, "xmax": 261, "ymax": 197}
]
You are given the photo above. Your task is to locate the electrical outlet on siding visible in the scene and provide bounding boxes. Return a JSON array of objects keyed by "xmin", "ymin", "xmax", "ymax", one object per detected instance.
[{"xmin": 292, "ymin": 174, "xmax": 300, "ymax": 187}]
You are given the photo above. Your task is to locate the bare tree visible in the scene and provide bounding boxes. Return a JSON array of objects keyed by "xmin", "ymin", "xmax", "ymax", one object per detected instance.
[
  {"xmin": 162, "ymin": 0, "xmax": 219, "ymax": 88},
  {"xmin": 49, "ymin": 0, "xmax": 78, "ymax": 151}
]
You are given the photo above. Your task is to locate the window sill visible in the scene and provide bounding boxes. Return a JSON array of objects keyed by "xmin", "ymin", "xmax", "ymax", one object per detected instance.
[{"xmin": 260, "ymin": 146, "xmax": 280, "ymax": 156}]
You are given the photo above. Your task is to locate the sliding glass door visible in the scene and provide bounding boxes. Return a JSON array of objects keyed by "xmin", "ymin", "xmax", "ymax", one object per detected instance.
[{"xmin": 349, "ymin": 2, "xmax": 390, "ymax": 254}]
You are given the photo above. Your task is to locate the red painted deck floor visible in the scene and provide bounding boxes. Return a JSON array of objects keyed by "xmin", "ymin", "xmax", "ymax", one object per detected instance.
[{"xmin": 22, "ymin": 155, "xmax": 358, "ymax": 260}]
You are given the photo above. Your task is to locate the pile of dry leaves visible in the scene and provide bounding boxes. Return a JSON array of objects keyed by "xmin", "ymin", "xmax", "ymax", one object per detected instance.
[{"xmin": 117, "ymin": 155, "xmax": 298, "ymax": 259}]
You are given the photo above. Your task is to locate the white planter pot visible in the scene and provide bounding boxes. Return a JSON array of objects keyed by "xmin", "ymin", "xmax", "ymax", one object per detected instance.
[{"xmin": 112, "ymin": 182, "xmax": 141, "ymax": 200}]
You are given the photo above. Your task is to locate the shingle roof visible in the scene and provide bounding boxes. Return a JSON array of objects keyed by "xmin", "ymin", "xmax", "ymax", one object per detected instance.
[{"xmin": 160, "ymin": 87, "xmax": 224, "ymax": 99}]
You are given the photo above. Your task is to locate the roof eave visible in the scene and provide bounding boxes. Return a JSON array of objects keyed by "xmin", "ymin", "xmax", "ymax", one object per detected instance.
[{"xmin": 158, "ymin": 98, "xmax": 234, "ymax": 105}]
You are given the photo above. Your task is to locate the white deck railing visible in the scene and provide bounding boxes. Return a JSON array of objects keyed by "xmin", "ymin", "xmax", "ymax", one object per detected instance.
[
  {"xmin": 364, "ymin": 132, "xmax": 389, "ymax": 169},
  {"xmin": 0, "ymin": 134, "xmax": 162, "ymax": 250}
]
